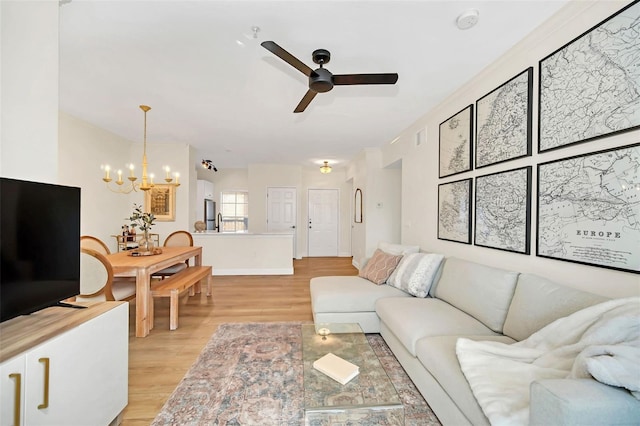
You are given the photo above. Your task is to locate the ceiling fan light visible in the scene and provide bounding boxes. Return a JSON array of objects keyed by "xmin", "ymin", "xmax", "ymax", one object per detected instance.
[{"xmin": 320, "ymin": 161, "xmax": 332, "ymax": 174}]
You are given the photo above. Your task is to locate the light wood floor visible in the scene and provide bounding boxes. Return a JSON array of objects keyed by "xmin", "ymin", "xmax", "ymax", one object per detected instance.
[{"xmin": 122, "ymin": 257, "xmax": 357, "ymax": 425}]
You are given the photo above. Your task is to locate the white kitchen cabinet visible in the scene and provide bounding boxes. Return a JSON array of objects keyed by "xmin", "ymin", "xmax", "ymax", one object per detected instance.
[
  {"xmin": 0, "ymin": 302, "xmax": 128, "ymax": 426},
  {"xmin": 197, "ymin": 179, "xmax": 214, "ymax": 200}
]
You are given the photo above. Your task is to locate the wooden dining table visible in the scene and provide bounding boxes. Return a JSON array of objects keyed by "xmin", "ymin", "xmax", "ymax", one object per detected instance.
[{"xmin": 106, "ymin": 246, "xmax": 202, "ymax": 337}]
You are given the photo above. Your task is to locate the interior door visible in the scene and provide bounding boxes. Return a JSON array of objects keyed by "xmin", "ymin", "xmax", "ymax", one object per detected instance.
[
  {"xmin": 267, "ymin": 187, "xmax": 297, "ymax": 257},
  {"xmin": 308, "ymin": 189, "xmax": 339, "ymax": 257}
]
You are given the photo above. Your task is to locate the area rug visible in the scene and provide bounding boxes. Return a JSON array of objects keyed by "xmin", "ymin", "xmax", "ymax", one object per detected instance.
[{"xmin": 152, "ymin": 322, "xmax": 441, "ymax": 425}]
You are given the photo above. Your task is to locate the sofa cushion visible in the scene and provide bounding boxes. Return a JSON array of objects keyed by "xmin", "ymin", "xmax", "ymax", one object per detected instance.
[
  {"xmin": 530, "ymin": 379, "xmax": 640, "ymax": 426},
  {"xmin": 375, "ymin": 297, "xmax": 499, "ymax": 356},
  {"xmin": 388, "ymin": 253, "xmax": 444, "ymax": 297},
  {"xmin": 434, "ymin": 257, "xmax": 518, "ymax": 333},
  {"xmin": 358, "ymin": 248, "xmax": 403, "ymax": 284},
  {"xmin": 378, "ymin": 241, "xmax": 420, "ymax": 255},
  {"xmin": 415, "ymin": 335, "xmax": 517, "ymax": 425},
  {"xmin": 503, "ymin": 273, "xmax": 608, "ymax": 341},
  {"xmin": 310, "ymin": 276, "xmax": 410, "ymax": 314}
]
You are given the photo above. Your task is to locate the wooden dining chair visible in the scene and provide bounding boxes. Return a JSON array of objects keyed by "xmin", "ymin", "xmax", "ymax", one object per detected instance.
[
  {"xmin": 75, "ymin": 248, "xmax": 136, "ymax": 302},
  {"xmin": 152, "ymin": 231, "xmax": 194, "ymax": 280},
  {"xmin": 80, "ymin": 235, "xmax": 137, "ymax": 300},
  {"xmin": 80, "ymin": 235, "xmax": 111, "ymax": 255}
]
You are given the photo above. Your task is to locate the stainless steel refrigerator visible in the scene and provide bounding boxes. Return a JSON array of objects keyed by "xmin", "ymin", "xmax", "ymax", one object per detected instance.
[{"xmin": 205, "ymin": 199, "xmax": 216, "ymax": 230}]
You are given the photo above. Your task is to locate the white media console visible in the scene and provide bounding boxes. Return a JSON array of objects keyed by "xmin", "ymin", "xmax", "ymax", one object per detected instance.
[{"xmin": 0, "ymin": 302, "xmax": 128, "ymax": 426}]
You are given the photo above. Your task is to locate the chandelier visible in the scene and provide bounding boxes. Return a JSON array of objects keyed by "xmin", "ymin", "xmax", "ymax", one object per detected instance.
[
  {"xmin": 320, "ymin": 161, "xmax": 332, "ymax": 174},
  {"xmin": 101, "ymin": 105, "xmax": 180, "ymax": 193}
]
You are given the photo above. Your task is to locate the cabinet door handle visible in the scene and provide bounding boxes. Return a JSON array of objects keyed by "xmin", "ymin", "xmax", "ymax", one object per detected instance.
[
  {"xmin": 38, "ymin": 357, "xmax": 50, "ymax": 409},
  {"xmin": 9, "ymin": 373, "xmax": 21, "ymax": 426}
]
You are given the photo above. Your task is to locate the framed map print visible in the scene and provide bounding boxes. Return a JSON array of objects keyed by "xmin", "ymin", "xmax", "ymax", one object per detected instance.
[
  {"xmin": 438, "ymin": 178, "xmax": 472, "ymax": 244},
  {"xmin": 537, "ymin": 143, "xmax": 640, "ymax": 273},
  {"xmin": 439, "ymin": 105, "xmax": 473, "ymax": 178},
  {"xmin": 476, "ymin": 68, "xmax": 533, "ymax": 168},
  {"xmin": 538, "ymin": 1, "xmax": 640, "ymax": 152},
  {"xmin": 475, "ymin": 167, "xmax": 531, "ymax": 254}
]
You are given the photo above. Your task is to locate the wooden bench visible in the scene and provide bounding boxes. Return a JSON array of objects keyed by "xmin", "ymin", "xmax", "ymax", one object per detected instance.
[{"xmin": 150, "ymin": 265, "xmax": 212, "ymax": 330}]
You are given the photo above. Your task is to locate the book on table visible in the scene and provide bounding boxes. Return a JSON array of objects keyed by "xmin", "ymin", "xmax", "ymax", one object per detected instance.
[{"xmin": 313, "ymin": 352, "xmax": 360, "ymax": 385}]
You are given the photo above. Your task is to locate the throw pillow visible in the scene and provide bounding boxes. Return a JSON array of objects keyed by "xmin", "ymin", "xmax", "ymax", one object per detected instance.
[
  {"xmin": 358, "ymin": 249, "xmax": 403, "ymax": 285},
  {"xmin": 388, "ymin": 253, "xmax": 444, "ymax": 297},
  {"xmin": 378, "ymin": 241, "xmax": 420, "ymax": 256}
]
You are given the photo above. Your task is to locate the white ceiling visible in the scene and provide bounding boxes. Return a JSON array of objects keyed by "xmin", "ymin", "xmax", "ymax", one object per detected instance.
[{"xmin": 59, "ymin": 0, "xmax": 568, "ymax": 172}]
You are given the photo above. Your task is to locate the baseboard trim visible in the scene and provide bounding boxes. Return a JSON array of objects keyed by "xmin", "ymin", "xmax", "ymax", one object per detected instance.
[{"xmin": 213, "ymin": 267, "xmax": 294, "ymax": 276}]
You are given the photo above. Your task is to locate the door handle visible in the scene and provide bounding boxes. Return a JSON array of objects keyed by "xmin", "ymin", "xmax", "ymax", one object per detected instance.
[
  {"xmin": 38, "ymin": 357, "xmax": 50, "ymax": 409},
  {"xmin": 9, "ymin": 373, "xmax": 21, "ymax": 425},
  {"xmin": 290, "ymin": 225, "xmax": 296, "ymax": 229}
]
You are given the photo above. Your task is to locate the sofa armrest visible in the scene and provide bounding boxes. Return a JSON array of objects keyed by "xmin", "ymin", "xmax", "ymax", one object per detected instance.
[{"xmin": 530, "ymin": 379, "xmax": 640, "ymax": 426}]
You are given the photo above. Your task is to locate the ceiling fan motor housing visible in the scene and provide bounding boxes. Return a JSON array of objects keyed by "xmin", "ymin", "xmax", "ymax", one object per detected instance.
[{"xmin": 310, "ymin": 68, "xmax": 334, "ymax": 93}]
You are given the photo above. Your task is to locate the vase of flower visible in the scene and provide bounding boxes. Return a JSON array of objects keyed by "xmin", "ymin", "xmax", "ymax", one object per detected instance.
[
  {"xmin": 128, "ymin": 203, "xmax": 156, "ymax": 253},
  {"xmin": 140, "ymin": 229, "xmax": 154, "ymax": 252}
]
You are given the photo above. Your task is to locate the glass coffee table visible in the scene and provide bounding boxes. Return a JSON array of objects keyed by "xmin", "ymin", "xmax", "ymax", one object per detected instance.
[{"xmin": 301, "ymin": 323, "xmax": 404, "ymax": 425}]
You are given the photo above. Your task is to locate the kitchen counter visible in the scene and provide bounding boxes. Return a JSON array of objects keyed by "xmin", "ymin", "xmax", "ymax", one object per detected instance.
[{"xmin": 192, "ymin": 232, "xmax": 293, "ymax": 275}]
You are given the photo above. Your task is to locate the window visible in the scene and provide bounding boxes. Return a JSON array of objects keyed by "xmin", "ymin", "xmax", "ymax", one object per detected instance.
[{"xmin": 220, "ymin": 191, "xmax": 248, "ymax": 232}]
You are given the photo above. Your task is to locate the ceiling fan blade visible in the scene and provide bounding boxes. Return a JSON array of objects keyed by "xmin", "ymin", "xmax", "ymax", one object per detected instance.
[
  {"xmin": 261, "ymin": 41, "xmax": 315, "ymax": 77},
  {"xmin": 333, "ymin": 73, "xmax": 399, "ymax": 86},
  {"xmin": 294, "ymin": 90, "xmax": 317, "ymax": 113}
]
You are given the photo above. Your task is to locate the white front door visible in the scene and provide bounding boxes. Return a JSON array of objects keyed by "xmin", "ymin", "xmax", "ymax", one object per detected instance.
[
  {"xmin": 267, "ymin": 187, "xmax": 297, "ymax": 256},
  {"xmin": 308, "ymin": 189, "xmax": 339, "ymax": 257}
]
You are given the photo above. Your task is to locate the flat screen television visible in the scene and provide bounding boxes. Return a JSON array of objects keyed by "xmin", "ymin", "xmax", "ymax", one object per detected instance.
[{"xmin": 1, "ymin": 177, "xmax": 81, "ymax": 322}]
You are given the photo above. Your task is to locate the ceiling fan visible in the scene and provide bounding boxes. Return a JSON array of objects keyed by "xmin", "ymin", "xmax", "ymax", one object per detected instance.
[{"xmin": 261, "ymin": 41, "xmax": 399, "ymax": 113}]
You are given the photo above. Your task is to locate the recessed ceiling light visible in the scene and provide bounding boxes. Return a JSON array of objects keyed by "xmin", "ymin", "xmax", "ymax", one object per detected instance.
[{"xmin": 456, "ymin": 9, "xmax": 479, "ymax": 30}]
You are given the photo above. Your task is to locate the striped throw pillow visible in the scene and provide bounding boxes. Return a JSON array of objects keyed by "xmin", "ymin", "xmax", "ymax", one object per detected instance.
[{"xmin": 388, "ymin": 253, "xmax": 444, "ymax": 297}]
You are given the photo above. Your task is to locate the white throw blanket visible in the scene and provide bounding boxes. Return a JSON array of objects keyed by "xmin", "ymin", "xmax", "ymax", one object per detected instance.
[{"xmin": 456, "ymin": 297, "xmax": 640, "ymax": 425}]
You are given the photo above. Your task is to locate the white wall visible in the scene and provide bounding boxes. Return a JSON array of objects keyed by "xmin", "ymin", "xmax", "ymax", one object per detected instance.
[
  {"xmin": 348, "ymin": 149, "xmax": 402, "ymax": 267},
  {"xmin": 248, "ymin": 164, "xmax": 302, "ymax": 235},
  {"xmin": 379, "ymin": 0, "xmax": 640, "ymax": 298},
  {"xmin": 59, "ymin": 112, "xmax": 132, "ymax": 250},
  {"xmin": 1, "ymin": 0, "xmax": 59, "ymax": 183},
  {"xmin": 245, "ymin": 163, "xmax": 352, "ymax": 258}
]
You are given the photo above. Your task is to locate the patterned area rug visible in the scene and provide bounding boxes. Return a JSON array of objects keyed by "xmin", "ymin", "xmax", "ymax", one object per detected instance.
[{"xmin": 152, "ymin": 322, "xmax": 441, "ymax": 425}]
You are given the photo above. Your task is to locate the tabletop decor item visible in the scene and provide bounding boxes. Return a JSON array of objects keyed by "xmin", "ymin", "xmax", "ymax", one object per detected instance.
[{"xmin": 128, "ymin": 203, "xmax": 156, "ymax": 252}]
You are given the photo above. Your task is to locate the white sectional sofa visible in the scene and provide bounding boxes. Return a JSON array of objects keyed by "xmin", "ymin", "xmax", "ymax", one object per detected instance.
[{"xmin": 310, "ymin": 254, "xmax": 640, "ymax": 425}]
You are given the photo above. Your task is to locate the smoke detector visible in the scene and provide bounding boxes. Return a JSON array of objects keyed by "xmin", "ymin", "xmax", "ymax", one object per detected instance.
[{"xmin": 456, "ymin": 9, "xmax": 479, "ymax": 30}]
